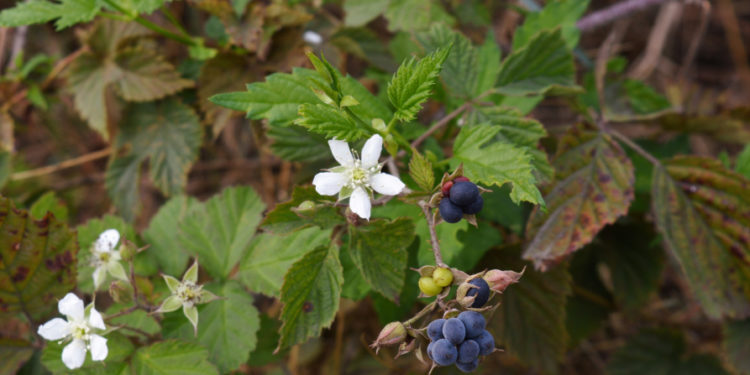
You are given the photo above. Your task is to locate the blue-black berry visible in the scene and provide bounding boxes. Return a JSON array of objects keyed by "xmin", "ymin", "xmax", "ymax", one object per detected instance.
[
  {"xmin": 456, "ymin": 358, "xmax": 479, "ymax": 373},
  {"xmin": 439, "ymin": 198, "xmax": 463, "ymax": 223},
  {"xmin": 427, "ymin": 341, "xmax": 435, "ymax": 360},
  {"xmin": 449, "ymin": 181, "xmax": 479, "ymax": 207},
  {"xmin": 432, "ymin": 339, "xmax": 458, "ymax": 366},
  {"xmin": 458, "ymin": 311, "xmax": 486, "ymax": 338},
  {"xmin": 466, "ymin": 278, "xmax": 490, "ymax": 308},
  {"xmin": 475, "ymin": 330, "xmax": 495, "ymax": 356},
  {"xmin": 457, "ymin": 339, "xmax": 479, "ymax": 364},
  {"xmin": 427, "ymin": 319, "xmax": 445, "ymax": 341},
  {"xmin": 442, "ymin": 318, "xmax": 466, "ymax": 345},
  {"xmin": 462, "ymin": 195, "xmax": 484, "ymax": 215}
]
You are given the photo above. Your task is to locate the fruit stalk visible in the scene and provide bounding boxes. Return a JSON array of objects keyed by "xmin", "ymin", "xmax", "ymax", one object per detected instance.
[{"xmin": 419, "ymin": 200, "xmax": 447, "ymax": 268}]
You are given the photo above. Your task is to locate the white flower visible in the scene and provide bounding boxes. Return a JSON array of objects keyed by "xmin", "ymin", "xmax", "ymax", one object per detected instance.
[
  {"xmin": 37, "ymin": 293, "xmax": 108, "ymax": 370},
  {"xmin": 312, "ymin": 134, "xmax": 405, "ymax": 220},
  {"xmin": 90, "ymin": 229, "xmax": 128, "ymax": 289},
  {"xmin": 303, "ymin": 30, "xmax": 323, "ymax": 45},
  {"xmin": 156, "ymin": 261, "xmax": 218, "ymax": 335}
]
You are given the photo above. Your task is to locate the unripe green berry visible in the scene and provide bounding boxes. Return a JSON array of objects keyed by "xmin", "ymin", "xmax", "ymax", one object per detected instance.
[
  {"xmin": 419, "ymin": 276, "xmax": 442, "ymax": 296},
  {"xmin": 432, "ymin": 267, "xmax": 453, "ymax": 287}
]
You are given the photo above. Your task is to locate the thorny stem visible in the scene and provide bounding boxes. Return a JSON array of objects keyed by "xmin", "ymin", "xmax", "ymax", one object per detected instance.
[{"xmin": 419, "ymin": 201, "xmax": 447, "ymax": 268}]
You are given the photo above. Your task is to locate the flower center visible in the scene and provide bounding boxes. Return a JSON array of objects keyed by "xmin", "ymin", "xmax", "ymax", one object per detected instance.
[
  {"xmin": 71, "ymin": 322, "xmax": 90, "ymax": 340},
  {"xmin": 177, "ymin": 282, "xmax": 202, "ymax": 307},
  {"xmin": 350, "ymin": 167, "xmax": 368, "ymax": 185}
]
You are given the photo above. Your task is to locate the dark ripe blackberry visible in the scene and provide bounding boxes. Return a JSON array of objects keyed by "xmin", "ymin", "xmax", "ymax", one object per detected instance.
[
  {"xmin": 427, "ymin": 319, "xmax": 445, "ymax": 341},
  {"xmin": 462, "ymin": 195, "xmax": 484, "ymax": 215},
  {"xmin": 439, "ymin": 198, "xmax": 463, "ymax": 223},
  {"xmin": 457, "ymin": 339, "xmax": 480, "ymax": 364},
  {"xmin": 475, "ymin": 330, "xmax": 495, "ymax": 356},
  {"xmin": 442, "ymin": 318, "xmax": 466, "ymax": 345},
  {"xmin": 458, "ymin": 311, "xmax": 486, "ymax": 338},
  {"xmin": 449, "ymin": 181, "xmax": 479, "ymax": 207},
  {"xmin": 456, "ymin": 358, "xmax": 479, "ymax": 373},
  {"xmin": 432, "ymin": 339, "xmax": 458, "ymax": 366},
  {"xmin": 466, "ymin": 278, "xmax": 490, "ymax": 308}
]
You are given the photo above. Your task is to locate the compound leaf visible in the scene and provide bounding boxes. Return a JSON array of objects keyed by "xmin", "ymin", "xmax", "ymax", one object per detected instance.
[
  {"xmin": 0, "ymin": 0, "xmax": 101, "ymax": 30},
  {"xmin": 296, "ymin": 104, "xmax": 370, "ymax": 141},
  {"xmin": 348, "ymin": 218, "xmax": 415, "ymax": 302},
  {"xmin": 277, "ymin": 243, "xmax": 343, "ymax": 351},
  {"xmin": 512, "ymin": 0, "xmax": 589, "ymax": 50},
  {"xmin": 452, "ymin": 124, "xmax": 543, "ymax": 205},
  {"xmin": 408, "ymin": 150, "xmax": 435, "ymax": 192},
  {"xmin": 178, "ymin": 186, "xmax": 265, "ymax": 280},
  {"xmin": 651, "ymin": 157, "xmax": 750, "ymax": 319},
  {"xmin": 524, "ymin": 127, "xmax": 634, "ymax": 270},
  {"xmin": 0, "ymin": 196, "xmax": 77, "ymax": 320},
  {"xmin": 387, "ymin": 47, "xmax": 449, "ymax": 122},
  {"xmin": 132, "ymin": 340, "xmax": 218, "ymax": 375}
]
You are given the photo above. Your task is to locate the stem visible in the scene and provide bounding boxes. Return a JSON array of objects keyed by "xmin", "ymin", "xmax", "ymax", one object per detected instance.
[
  {"xmin": 10, "ymin": 148, "xmax": 111, "ymax": 180},
  {"xmin": 419, "ymin": 201, "xmax": 446, "ymax": 268},
  {"xmin": 400, "ymin": 102, "xmax": 471, "ymax": 158},
  {"xmin": 160, "ymin": 4, "xmax": 189, "ymax": 35},
  {"xmin": 106, "ymin": 305, "xmax": 139, "ymax": 320},
  {"xmin": 103, "ymin": 0, "xmax": 197, "ymax": 46},
  {"xmin": 403, "ymin": 300, "xmax": 438, "ymax": 326},
  {"xmin": 577, "ymin": 0, "xmax": 671, "ymax": 32},
  {"xmin": 608, "ymin": 128, "xmax": 661, "ymax": 166}
]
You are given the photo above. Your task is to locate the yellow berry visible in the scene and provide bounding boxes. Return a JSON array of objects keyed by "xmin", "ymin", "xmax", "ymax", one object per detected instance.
[
  {"xmin": 418, "ymin": 276, "xmax": 442, "ymax": 296},
  {"xmin": 432, "ymin": 267, "xmax": 454, "ymax": 287}
]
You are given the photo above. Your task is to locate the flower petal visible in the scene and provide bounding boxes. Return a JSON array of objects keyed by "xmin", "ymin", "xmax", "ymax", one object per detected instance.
[
  {"xmin": 369, "ymin": 173, "xmax": 405, "ymax": 196},
  {"xmin": 349, "ymin": 187, "xmax": 371, "ymax": 220},
  {"xmin": 58, "ymin": 293, "xmax": 84, "ymax": 321},
  {"xmin": 61, "ymin": 339, "xmax": 87, "ymax": 370},
  {"xmin": 361, "ymin": 134, "xmax": 383, "ymax": 169},
  {"xmin": 156, "ymin": 295, "xmax": 183, "ymax": 313},
  {"xmin": 328, "ymin": 139, "xmax": 354, "ymax": 167},
  {"xmin": 183, "ymin": 305, "xmax": 199, "ymax": 336},
  {"xmin": 107, "ymin": 261, "xmax": 128, "ymax": 282},
  {"xmin": 37, "ymin": 318, "xmax": 70, "ymax": 341},
  {"xmin": 312, "ymin": 172, "xmax": 346, "ymax": 196},
  {"xmin": 92, "ymin": 267, "xmax": 106, "ymax": 290},
  {"xmin": 183, "ymin": 260, "xmax": 199, "ymax": 284},
  {"xmin": 89, "ymin": 334, "xmax": 108, "ymax": 361},
  {"xmin": 88, "ymin": 306, "xmax": 106, "ymax": 330},
  {"xmin": 163, "ymin": 275, "xmax": 181, "ymax": 293},
  {"xmin": 95, "ymin": 229, "xmax": 120, "ymax": 252}
]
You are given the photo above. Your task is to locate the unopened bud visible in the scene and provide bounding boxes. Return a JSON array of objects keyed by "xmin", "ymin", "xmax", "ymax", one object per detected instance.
[
  {"xmin": 370, "ymin": 322, "xmax": 407, "ymax": 353},
  {"xmin": 109, "ymin": 280, "xmax": 133, "ymax": 304},
  {"xmin": 483, "ymin": 268, "xmax": 524, "ymax": 293},
  {"xmin": 296, "ymin": 200, "xmax": 316, "ymax": 212},
  {"xmin": 119, "ymin": 240, "xmax": 137, "ymax": 261}
]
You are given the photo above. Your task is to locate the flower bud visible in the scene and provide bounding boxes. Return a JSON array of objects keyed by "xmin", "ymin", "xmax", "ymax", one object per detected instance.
[
  {"xmin": 119, "ymin": 239, "xmax": 137, "ymax": 261},
  {"xmin": 109, "ymin": 280, "xmax": 133, "ymax": 304},
  {"xmin": 483, "ymin": 268, "xmax": 524, "ymax": 293},
  {"xmin": 370, "ymin": 321, "xmax": 407, "ymax": 353}
]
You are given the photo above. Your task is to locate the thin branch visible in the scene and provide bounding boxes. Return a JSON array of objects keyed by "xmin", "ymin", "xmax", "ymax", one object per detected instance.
[
  {"xmin": 419, "ymin": 201, "xmax": 446, "ymax": 267},
  {"xmin": 10, "ymin": 148, "xmax": 111, "ymax": 180},
  {"xmin": 7, "ymin": 26, "xmax": 27, "ymax": 71},
  {"xmin": 678, "ymin": 1, "xmax": 711, "ymax": 81},
  {"xmin": 609, "ymin": 128, "xmax": 661, "ymax": 166},
  {"xmin": 577, "ymin": 0, "xmax": 672, "ymax": 32}
]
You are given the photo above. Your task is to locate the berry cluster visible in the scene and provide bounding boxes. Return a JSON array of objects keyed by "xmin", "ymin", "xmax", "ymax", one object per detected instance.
[
  {"xmin": 418, "ymin": 267, "xmax": 453, "ymax": 297},
  {"xmin": 439, "ymin": 177, "xmax": 483, "ymax": 223},
  {"xmin": 426, "ymin": 311, "xmax": 494, "ymax": 373}
]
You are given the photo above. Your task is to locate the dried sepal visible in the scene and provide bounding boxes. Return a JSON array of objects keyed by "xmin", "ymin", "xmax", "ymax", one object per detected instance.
[{"xmin": 483, "ymin": 267, "xmax": 525, "ymax": 293}]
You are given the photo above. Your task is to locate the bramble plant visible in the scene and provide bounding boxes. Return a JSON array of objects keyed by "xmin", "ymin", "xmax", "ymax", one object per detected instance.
[{"xmin": 1, "ymin": 0, "xmax": 750, "ymax": 374}]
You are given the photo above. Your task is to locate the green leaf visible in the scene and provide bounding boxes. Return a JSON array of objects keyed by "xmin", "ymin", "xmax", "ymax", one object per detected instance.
[
  {"xmin": 0, "ymin": 149, "xmax": 10, "ymax": 190},
  {"xmin": 107, "ymin": 307, "xmax": 160, "ymax": 336},
  {"xmin": 408, "ymin": 150, "xmax": 435, "ymax": 192},
  {"xmin": 248, "ymin": 314, "xmax": 286, "ymax": 366},
  {"xmin": 490, "ymin": 247, "xmax": 571, "ymax": 375},
  {"xmin": 209, "ymin": 68, "xmax": 324, "ymax": 126},
  {"xmin": 197, "ymin": 52, "xmax": 257, "ymax": 137},
  {"xmin": 347, "ymin": 218, "xmax": 415, "ymax": 302},
  {"xmin": 0, "ymin": 196, "xmax": 77, "ymax": 320},
  {"xmin": 383, "ymin": 0, "xmax": 454, "ymax": 32},
  {"xmin": 0, "ymin": 0, "xmax": 101, "ymax": 30},
  {"xmin": 131, "ymin": 340, "xmax": 218, "ymax": 375},
  {"xmin": 608, "ymin": 329, "xmax": 729, "ymax": 375},
  {"xmin": 623, "ymin": 79, "xmax": 671, "ymax": 115},
  {"xmin": 735, "ymin": 144, "xmax": 750, "ymax": 179},
  {"xmin": 512, "ymin": 0, "xmax": 589, "ymax": 50},
  {"xmin": 107, "ymin": 99, "xmax": 202, "ymax": 220},
  {"xmin": 416, "ymin": 24, "xmax": 501, "ymax": 99},
  {"xmin": 143, "ymin": 195, "xmax": 198, "ymax": 276},
  {"xmin": 451, "ymin": 124, "xmax": 543, "ymax": 205},
  {"xmin": 0, "ymin": 328, "xmax": 33, "ymax": 375},
  {"xmin": 266, "ymin": 125, "xmax": 331, "ymax": 162},
  {"xmin": 261, "ymin": 185, "xmax": 342, "ymax": 234},
  {"xmin": 41, "ymin": 332, "xmax": 133, "ymax": 374},
  {"xmin": 75, "ymin": 214, "xmax": 136, "ymax": 292},
  {"xmin": 238, "ymin": 227, "xmax": 332, "ymax": 297},
  {"xmin": 344, "ymin": 0, "xmax": 390, "ymax": 27},
  {"xmin": 387, "ymin": 47, "xmax": 450, "ymax": 122},
  {"xmin": 651, "ymin": 157, "xmax": 750, "ymax": 319},
  {"xmin": 496, "ymin": 29, "xmax": 577, "ymax": 96},
  {"xmin": 277, "ymin": 243, "xmax": 343, "ymax": 351},
  {"xmin": 29, "ymin": 192, "xmax": 69, "ymax": 222},
  {"xmin": 67, "ymin": 20, "xmax": 192, "ymax": 139},
  {"xmin": 524, "ymin": 128, "xmax": 635, "ymax": 270},
  {"xmin": 120, "ymin": 0, "xmax": 173, "ymax": 15},
  {"xmin": 724, "ymin": 318, "xmax": 750, "ymax": 374},
  {"xmin": 296, "ymin": 103, "xmax": 370, "ymax": 141},
  {"xmin": 178, "ymin": 186, "xmax": 265, "ymax": 280},
  {"xmin": 162, "ymin": 281, "xmax": 260, "ymax": 373}
]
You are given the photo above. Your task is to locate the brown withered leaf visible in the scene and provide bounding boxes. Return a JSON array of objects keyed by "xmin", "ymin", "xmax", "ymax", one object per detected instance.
[
  {"xmin": 652, "ymin": 157, "xmax": 750, "ymax": 319},
  {"xmin": 523, "ymin": 125, "xmax": 635, "ymax": 270}
]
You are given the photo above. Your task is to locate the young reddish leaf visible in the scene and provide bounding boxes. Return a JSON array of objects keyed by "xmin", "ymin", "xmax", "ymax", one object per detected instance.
[
  {"xmin": 524, "ymin": 126, "xmax": 635, "ymax": 270},
  {"xmin": 0, "ymin": 196, "xmax": 77, "ymax": 320},
  {"xmin": 652, "ymin": 157, "xmax": 750, "ymax": 319}
]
